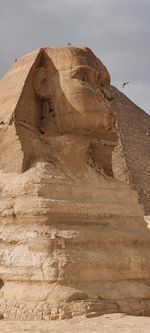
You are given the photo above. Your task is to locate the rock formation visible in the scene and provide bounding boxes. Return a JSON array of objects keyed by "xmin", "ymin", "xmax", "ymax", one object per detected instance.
[{"xmin": 0, "ymin": 46, "xmax": 150, "ymax": 320}]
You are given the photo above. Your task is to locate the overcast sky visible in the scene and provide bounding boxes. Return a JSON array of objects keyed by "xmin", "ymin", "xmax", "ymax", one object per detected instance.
[{"xmin": 0, "ymin": 0, "xmax": 150, "ymax": 113}]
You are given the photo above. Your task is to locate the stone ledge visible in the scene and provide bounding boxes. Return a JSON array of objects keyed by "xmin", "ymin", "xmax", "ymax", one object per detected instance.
[{"xmin": 1, "ymin": 298, "xmax": 150, "ymax": 321}]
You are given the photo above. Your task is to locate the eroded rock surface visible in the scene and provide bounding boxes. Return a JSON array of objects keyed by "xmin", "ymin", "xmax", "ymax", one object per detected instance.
[{"xmin": 0, "ymin": 46, "xmax": 150, "ymax": 321}]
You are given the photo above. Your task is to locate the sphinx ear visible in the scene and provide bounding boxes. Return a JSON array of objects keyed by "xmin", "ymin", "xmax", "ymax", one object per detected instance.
[{"xmin": 33, "ymin": 67, "xmax": 51, "ymax": 99}]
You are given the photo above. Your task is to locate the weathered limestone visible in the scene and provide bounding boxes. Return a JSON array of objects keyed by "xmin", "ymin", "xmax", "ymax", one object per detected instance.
[{"xmin": 0, "ymin": 46, "xmax": 150, "ymax": 320}]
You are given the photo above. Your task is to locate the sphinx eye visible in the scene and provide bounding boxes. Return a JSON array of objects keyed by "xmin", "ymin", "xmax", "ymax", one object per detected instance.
[{"xmin": 71, "ymin": 69, "xmax": 87, "ymax": 82}]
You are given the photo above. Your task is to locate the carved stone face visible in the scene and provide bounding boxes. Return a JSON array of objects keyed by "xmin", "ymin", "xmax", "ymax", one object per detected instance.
[{"xmin": 34, "ymin": 47, "xmax": 115, "ymax": 135}]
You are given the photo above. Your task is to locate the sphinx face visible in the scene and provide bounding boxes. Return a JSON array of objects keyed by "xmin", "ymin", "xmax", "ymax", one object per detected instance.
[{"xmin": 41, "ymin": 47, "xmax": 115, "ymax": 135}]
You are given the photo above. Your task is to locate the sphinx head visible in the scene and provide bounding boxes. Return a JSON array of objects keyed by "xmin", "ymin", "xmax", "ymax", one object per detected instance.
[
  {"xmin": 33, "ymin": 46, "xmax": 115, "ymax": 136},
  {"xmin": 0, "ymin": 46, "xmax": 116, "ymax": 173}
]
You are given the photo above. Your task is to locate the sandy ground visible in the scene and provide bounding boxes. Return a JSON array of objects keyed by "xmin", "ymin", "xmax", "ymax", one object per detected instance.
[{"xmin": 0, "ymin": 313, "xmax": 150, "ymax": 333}]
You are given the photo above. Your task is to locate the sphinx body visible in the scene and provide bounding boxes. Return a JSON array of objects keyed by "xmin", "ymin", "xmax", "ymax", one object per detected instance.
[{"xmin": 0, "ymin": 47, "xmax": 150, "ymax": 320}]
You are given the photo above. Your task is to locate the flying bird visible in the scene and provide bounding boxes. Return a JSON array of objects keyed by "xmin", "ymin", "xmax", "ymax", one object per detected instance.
[
  {"xmin": 122, "ymin": 81, "xmax": 130, "ymax": 88},
  {"xmin": 67, "ymin": 42, "xmax": 72, "ymax": 46},
  {"xmin": 14, "ymin": 58, "xmax": 17, "ymax": 62}
]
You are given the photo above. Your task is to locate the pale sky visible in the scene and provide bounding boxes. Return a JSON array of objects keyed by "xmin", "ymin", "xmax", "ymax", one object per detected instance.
[{"xmin": 0, "ymin": 0, "xmax": 150, "ymax": 113}]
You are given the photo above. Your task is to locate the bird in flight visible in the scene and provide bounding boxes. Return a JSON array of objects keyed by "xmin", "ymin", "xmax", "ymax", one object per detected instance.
[
  {"xmin": 67, "ymin": 42, "xmax": 72, "ymax": 46},
  {"xmin": 122, "ymin": 81, "xmax": 130, "ymax": 88}
]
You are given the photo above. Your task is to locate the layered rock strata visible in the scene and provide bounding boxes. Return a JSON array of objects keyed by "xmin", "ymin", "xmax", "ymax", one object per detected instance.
[
  {"xmin": 0, "ymin": 47, "xmax": 150, "ymax": 320},
  {"xmin": 1, "ymin": 163, "xmax": 150, "ymax": 320}
]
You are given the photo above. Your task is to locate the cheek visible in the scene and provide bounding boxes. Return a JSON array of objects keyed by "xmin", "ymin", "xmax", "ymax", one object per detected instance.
[{"xmin": 60, "ymin": 79, "xmax": 101, "ymax": 112}]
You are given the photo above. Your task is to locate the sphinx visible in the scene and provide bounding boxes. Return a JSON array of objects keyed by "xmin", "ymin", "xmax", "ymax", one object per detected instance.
[{"xmin": 0, "ymin": 46, "xmax": 150, "ymax": 320}]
